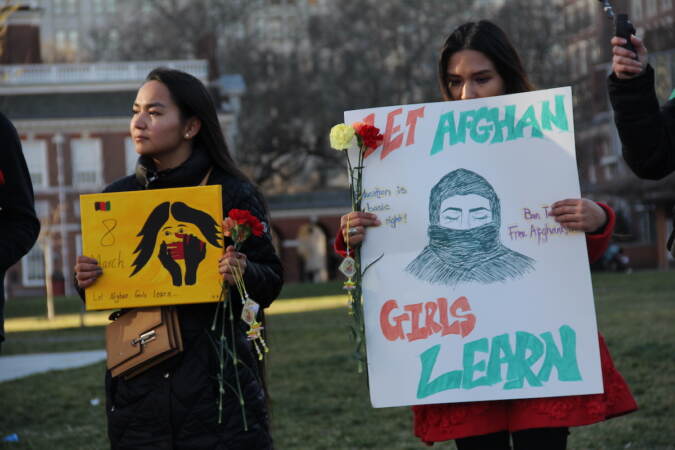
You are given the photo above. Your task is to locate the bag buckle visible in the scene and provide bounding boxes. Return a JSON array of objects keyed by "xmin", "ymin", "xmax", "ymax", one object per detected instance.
[{"xmin": 132, "ymin": 330, "xmax": 157, "ymax": 346}]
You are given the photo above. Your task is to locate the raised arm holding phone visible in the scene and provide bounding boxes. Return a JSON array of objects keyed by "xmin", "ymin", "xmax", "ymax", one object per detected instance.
[{"xmin": 607, "ymin": 29, "xmax": 675, "ymax": 180}]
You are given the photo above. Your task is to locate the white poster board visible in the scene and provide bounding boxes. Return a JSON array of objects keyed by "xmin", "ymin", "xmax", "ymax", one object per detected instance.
[{"xmin": 343, "ymin": 87, "xmax": 603, "ymax": 408}]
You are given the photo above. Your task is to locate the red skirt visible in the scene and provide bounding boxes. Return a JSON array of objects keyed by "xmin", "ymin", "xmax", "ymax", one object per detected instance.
[{"xmin": 412, "ymin": 334, "xmax": 637, "ymax": 444}]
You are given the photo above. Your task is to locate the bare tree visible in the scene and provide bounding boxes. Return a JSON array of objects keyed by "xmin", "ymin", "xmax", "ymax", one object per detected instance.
[
  {"xmin": 490, "ymin": 0, "xmax": 567, "ymax": 89},
  {"xmin": 225, "ymin": 0, "xmax": 481, "ymax": 191},
  {"xmin": 86, "ymin": 0, "xmax": 564, "ymax": 193},
  {"xmin": 37, "ymin": 206, "xmax": 62, "ymax": 321},
  {"xmin": 85, "ymin": 0, "xmax": 255, "ymax": 78}
]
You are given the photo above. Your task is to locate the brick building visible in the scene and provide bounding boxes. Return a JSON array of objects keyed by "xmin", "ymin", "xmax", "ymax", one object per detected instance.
[{"xmin": 1, "ymin": 4, "xmax": 348, "ymax": 300}]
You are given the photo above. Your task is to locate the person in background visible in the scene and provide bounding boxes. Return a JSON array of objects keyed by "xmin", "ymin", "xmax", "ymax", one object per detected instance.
[
  {"xmin": 336, "ymin": 21, "xmax": 637, "ymax": 450},
  {"xmin": 0, "ymin": 112, "xmax": 40, "ymax": 353},
  {"xmin": 608, "ymin": 34, "xmax": 675, "ymax": 179}
]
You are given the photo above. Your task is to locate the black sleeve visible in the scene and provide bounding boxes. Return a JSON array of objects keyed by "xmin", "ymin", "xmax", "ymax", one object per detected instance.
[
  {"xmin": 0, "ymin": 115, "xmax": 41, "ymax": 344},
  {"xmin": 0, "ymin": 116, "xmax": 41, "ymax": 273},
  {"xmin": 231, "ymin": 184, "xmax": 283, "ymax": 309},
  {"xmin": 608, "ymin": 65, "xmax": 675, "ymax": 180}
]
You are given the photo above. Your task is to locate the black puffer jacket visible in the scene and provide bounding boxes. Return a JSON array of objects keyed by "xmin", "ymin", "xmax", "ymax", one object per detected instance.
[
  {"xmin": 0, "ymin": 113, "xmax": 40, "ymax": 348},
  {"xmin": 91, "ymin": 148, "xmax": 282, "ymax": 449},
  {"xmin": 608, "ymin": 65, "xmax": 675, "ymax": 180}
]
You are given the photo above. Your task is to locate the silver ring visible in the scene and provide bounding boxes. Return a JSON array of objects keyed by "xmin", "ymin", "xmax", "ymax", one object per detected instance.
[{"xmin": 348, "ymin": 227, "xmax": 358, "ymax": 236}]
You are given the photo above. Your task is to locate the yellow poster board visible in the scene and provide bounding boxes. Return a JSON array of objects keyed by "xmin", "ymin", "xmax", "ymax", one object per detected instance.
[{"xmin": 80, "ymin": 185, "xmax": 224, "ymax": 310}]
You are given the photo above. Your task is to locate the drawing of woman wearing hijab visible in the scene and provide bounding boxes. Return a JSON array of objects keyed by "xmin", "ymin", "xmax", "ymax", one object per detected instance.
[
  {"xmin": 406, "ymin": 168, "xmax": 534, "ymax": 286},
  {"xmin": 130, "ymin": 201, "xmax": 222, "ymax": 286}
]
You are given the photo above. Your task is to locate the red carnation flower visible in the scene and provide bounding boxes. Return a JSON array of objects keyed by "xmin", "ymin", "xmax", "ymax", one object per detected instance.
[
  {"xmin": 251, "ymin": 222, "xmax": 263, "ymax": 237},
  {"xmin": 229, "ymin": 209, "xmax": 254, "ymax": 225},
  {"xmin": 226, "ymin": 209, "xmax": 264, "ymax": 241},
  {"xmin": 353, "ymin": 123, "xmax": 383, "ymax": 150}
]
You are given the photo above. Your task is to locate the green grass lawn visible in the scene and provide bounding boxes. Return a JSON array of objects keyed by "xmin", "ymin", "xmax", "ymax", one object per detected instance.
[{"xmin": 1, "ymin": 272, "xmax": 674, "ymax": 449}]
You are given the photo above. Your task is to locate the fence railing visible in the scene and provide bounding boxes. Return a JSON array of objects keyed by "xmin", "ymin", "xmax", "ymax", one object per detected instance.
[{"xmin": 0, "ymin": 60, "xmax": 208, "ymax": 85}]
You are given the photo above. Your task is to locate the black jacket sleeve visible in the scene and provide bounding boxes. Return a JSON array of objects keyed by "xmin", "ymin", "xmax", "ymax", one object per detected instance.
[
  {"xmin": 608, "ymin": 65, "xmax": 675, "ymax": 180},
  {"xmin": 232, "ymin": 184, "xmax": 283, "ymax": 309},
  {"xmin": 0, "ymin": 114, "xmax": 41, "ymax": 343},
  {"xmin": 0, "ymin": 115, "xmax": 41, "ymax": 273}
]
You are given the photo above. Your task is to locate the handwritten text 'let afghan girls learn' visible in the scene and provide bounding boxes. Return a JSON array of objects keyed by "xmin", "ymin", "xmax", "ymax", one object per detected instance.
[{"xmin": 378, "ymin": 295, "xmax": 582, "ymax": 398}]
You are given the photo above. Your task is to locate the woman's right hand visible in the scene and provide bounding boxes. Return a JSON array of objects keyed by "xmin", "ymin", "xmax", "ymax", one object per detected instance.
[
  {"xmin": 611, "ymin": 35, "xmax": 647, "ymax": 79},
  {"xmin": 340, "ymin": 212, "xmax": 381, "ymax": 247},
  {"xmin": 74, "ymin": 255, "xmax": 102, "ymax": 289}
]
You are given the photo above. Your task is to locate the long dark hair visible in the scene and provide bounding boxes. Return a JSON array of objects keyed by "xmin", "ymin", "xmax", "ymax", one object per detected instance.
[
  {"xmin": 130, "ymin": 201, "xmax": 222, "ymax": 276},
  {"xmin": 145, "ymin": 67, "xmax": 250, "ymax": 183},
  {"xmin": 438, "ymin": 20, "xmax": 534, "ymax": 101}
]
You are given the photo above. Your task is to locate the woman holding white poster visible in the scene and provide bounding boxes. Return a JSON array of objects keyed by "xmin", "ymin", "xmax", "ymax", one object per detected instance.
[
  {"xmin": 74, "ymin": 68, "xmax": 282, "ymax": 449},
  {"xmin": 335, "ymin": 20, "xmax": 636, "ymax": 450}
]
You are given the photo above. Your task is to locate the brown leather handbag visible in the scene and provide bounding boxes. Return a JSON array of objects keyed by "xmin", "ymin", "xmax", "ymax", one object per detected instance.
[{"xmin": 105, "ymin": 306, "xmax": 183, "ymax": 379}]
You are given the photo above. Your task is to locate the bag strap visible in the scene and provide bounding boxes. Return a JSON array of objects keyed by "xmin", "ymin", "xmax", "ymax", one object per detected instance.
[{"xmin": 199, "ymin": 167, "xmax": 213, "ymax": 186}]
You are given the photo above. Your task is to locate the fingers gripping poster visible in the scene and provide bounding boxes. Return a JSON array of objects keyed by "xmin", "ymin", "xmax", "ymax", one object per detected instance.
[
  {"xmin": 80, "ymin": 185, "xmax": 224, "ymax": 310},
  {"xmin": 344, "ymin": 87, "xmax": 603, "ymax": 408}
]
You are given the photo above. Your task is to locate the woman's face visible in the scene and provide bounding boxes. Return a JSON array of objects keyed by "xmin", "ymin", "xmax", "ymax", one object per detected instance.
[
  {"xmin": 130, "ymin": 80, "xmax": 186, "ymax": 159},
  {"xmin": 439, "ymin": 194, "xmax": 492, "ymax": 230},
  {"xmin": 446, "ymin": 49, "xmax": 505, "ymax": 100}
]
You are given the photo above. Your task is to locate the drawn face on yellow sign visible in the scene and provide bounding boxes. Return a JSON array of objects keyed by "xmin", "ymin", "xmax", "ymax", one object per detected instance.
[{"xmin": 131, "ymin": 201, "xmax": 222, "ymax": 286}]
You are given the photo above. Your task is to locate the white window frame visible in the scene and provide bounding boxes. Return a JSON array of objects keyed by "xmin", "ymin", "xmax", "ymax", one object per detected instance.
[
  {"xmin": 75, "ymin": 234, "xmax": 82, "ymax": 260},
  {"xmin": 22, "ymin": 139, "xmax": 49, "ymax": 189},
  {"xmin": 71, "ymin": 138, "xmax": 103, "ymax": 188},
  {"xmin": 633, "ymin": 0, "xmax": 644, "ymax": 19},
  {"xmin": 73, "ymin": 199, "xmax": 81, "ymax": 219},
  {"xmin": 21, "ymin": 244, "xmax": 45, "ymax": 287},
  {"xmin": 34, "ymin": 199, "xmax": 50, "ymax": 221}
]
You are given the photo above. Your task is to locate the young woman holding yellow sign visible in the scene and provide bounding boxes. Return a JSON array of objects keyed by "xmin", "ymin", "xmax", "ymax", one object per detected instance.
[{"xmin": 74, "ymin": 68, "xmax": 282, "ymax": 449}]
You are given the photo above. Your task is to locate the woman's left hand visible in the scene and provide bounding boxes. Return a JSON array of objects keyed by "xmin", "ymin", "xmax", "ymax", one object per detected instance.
[
  {"xmin": 219, "ymin": 245, "xmax": 248, "ymax": 285},
  {"xmin": 550, "ymin": 198, "xmax": 607, "ymax": 233}
]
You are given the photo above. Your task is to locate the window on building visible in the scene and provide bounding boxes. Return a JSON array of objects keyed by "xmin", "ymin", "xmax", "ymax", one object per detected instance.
[
  {"xmin": 22, "ymin": 140, "xmax": 48, "ymax": 189},
  {"xmin": 34, "ymin": 200, "xmax": 51, "ymax": 221},
  {"xmin": 579, "ymin": 41, "xmax": 588, "ymax": 76},
  {"xmin": 68, "ymin": 30, "xmax": 79, "ymax": 52},
  {"xmin": 21, "ymin": 244, "xmax": 45, "ymax": 286},
  {"xmin": 75, "ymin": 234, "xmax": 82, "ymax": 260},
  {"xmin": 633, "ymin": 0, "xmax": 644, "ymax": 19},
  {"xmin": 55, "ymin": 30, "xmax": 66, "ymax": 51},
  {"xmin": 107, "ymin": 0, "xmax": 117, "ymax": 13},
  {"xmin": 73, "ymin": 199, "xmax": 80, "ymax": 218},
  {"xmin": 635, "ymin": 204, "xmax": 653, "ymax": 243},
  {"xmin": 604, "ymin": 162, "xmax": 616, "ymax": 182},
  {"xmin": 570, "ymin": 44, "xmax": 579, "ymax": 78},
  {"xmin": 93, "ymin": 0, "xmax": 104, "ymax": 13},
  {"xmin": 109, "ymin": 29, "xmax": 119, "ymax": 49},
  {"xmin": 587, "ymin": 0, "xmax": 596, "ymax": 21},
  {"xmin": 269, "ymin": 17, "xmax": 282, "ymax": 39},
  {"xmin": 71, "ymin": 138, "xmax": 103, "ymax": 188},
  {"xmin": 646, "ymin": 0, "xmax": 657, "ymax": 16},
  {"xmin": 661, "ymin": 0, "xmax": 673, "ymax": 10},
  {"xmin": 66, "ymin": 0, "xmax": 76, "ymax": 14},
  {"xmin": 125, "ymin": 137, "xmax": 138, "ymax": 175},
  {"xmin": 588, "ymin": 163, "xmax": 597, "ymax": 184},
  {"xmin": 256, "ymin": 17, "xmax": 265, "ymax": 39},
  {"xmin": 54, "ymin": 0, "xmax": 63, "ymax": 14}
]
